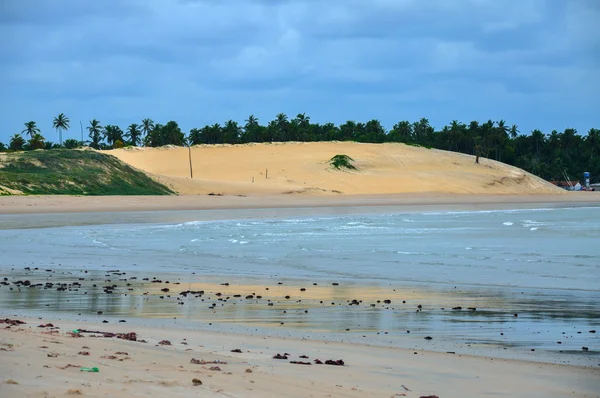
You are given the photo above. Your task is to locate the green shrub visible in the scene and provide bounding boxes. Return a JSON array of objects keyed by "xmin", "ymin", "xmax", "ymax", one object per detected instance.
[{"xmin": 329, "ymin": 154, "xmax": 357, "ymax": 170}]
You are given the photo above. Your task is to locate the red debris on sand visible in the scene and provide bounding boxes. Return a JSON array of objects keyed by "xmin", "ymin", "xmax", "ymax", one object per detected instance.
[
  {"xmin": 58, "ymin": 364, "xmax": 81, "ymax": 370},
  {"xmin": 76, "ymin": 330, "xmax": 137, "ymax": 341},
  {"xmin": 117, "ymin": 332, "xmax": 137, "ymax": 341},
  {"xmin": 273, "ymin": 353, "xmax": 288, "ymax": 359},
  {"xmin": 419, "ymin": 396, "xmax": 439, "ymax": 398},
  {"xmin": 38, "ymin": 323, "xmax": 54, "ymax": 328},
  {"xmin": 324, "ymin": 359, "xmax": 345, "ymax": 366},
  {"xmin": 0, "ymin": 318, "xmax": 26, "ymax": 326},
  {"xmin": 290, "ymin": 361, "xmax": 311, "ymax": 365},
  {"xmin": 78, "ymin": 351, "xmax": 90, "ymax": 356},
  {"xmin": 190, "ymin": 358, "xmax": 227, "ymax": 365},
  {"xmin": 314, "ymin": 359, "xmax": 323, "ymax": 364},
  {"xmin": 67, "ymin": 332, "xmax": 83, "ymax": 338},
  {"xmin": 158, "ymin": 340, "xmax": 171, "ymax": 346}
]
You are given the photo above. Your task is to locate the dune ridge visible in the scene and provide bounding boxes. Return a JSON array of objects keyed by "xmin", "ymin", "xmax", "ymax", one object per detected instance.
[{"xmin": 108, "ymin": 142, "xmax": 564, "ymax": 196}]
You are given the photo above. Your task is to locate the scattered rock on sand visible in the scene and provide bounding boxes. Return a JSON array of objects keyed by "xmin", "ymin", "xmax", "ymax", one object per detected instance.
[
  {"xmin": 324, "ymin": 359, "xmax": 345, "ymax": 366},
  {"xmin": 192, "ymin": 378, "xmax": 203, "ymax": 386},
  {"xmin": 5, "ymin": 379, "xmax": 18, "ymax": 385},
  {"xmin": 0, "ymin": 318, "xmax": 26, "ymax": 326},
  {"xmin": 231, "ymin": 349, "xmax": 242, "ymax": 353},
  {"xmin": 158, "ymin": 340, "xmax": 172, "ymax": 346},
  {"xmin": 273, "ymin": 353, "xmax": 288, "ymax": 359}
]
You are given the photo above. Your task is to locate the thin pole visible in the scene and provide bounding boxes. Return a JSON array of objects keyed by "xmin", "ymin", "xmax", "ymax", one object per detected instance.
[
  {"xmin": 79, "ymin": 120, "xmax": 84, "ymax": 143},
  {"xmin": 188, "ymin": 145, "xmax": 193, "ymax": 179}
]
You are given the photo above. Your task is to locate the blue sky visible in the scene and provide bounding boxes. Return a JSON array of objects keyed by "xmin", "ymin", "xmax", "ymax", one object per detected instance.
[{"xmin": 1, "ymin": 0, "xmax": 598, "ymax": 144}]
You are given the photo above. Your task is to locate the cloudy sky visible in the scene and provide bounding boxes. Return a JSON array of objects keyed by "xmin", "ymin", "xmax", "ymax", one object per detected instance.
[{"xmin": 1, "ymin": 0, "xmax": 598, "ymax": 144}]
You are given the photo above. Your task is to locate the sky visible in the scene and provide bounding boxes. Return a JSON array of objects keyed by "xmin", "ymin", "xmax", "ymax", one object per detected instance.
[{"xmin": 1, "ymin": 0, "xmax": 599, "ymax": 144}]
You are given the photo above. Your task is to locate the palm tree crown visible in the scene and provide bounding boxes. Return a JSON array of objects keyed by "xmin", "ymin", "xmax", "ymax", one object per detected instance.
[
  {"xmin": 22, "ymin": 121, "xmax": 40, "ymax": 139},
  {"xmin": 53, "ymin": 113, "xmax": 70, "ymax": 146}
]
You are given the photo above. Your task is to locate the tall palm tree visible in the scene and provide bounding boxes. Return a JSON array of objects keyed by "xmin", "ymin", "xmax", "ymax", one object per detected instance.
[
  {"xmin": 126, "ymin": 123, "xmax": 142, "ymax": 146},
  {"xmin": 22, "ymin": 121, "xmax": 40, "ymax": 139},
  {"xmin": 87, "ymin": 119, "xmax": 103, "ymax": 149},
  {"xmin": 52, "ymin": 113, "xmax": 70, "ymax": 146},
  {"xmin": 141, "ymin": 118, "xmax": 155, "ymax": 137}
]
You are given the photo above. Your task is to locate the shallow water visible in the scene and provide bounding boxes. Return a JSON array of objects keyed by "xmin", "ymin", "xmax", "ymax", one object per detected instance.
[{"xmin": 1, "ymin": 207, "xmax": 599, "ymax": 365}]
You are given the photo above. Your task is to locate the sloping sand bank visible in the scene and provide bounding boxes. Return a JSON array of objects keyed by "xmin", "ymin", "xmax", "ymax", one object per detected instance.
[
  {"xmin": 1, "ymin": 317, "xmax": 598, "ymax": 398},
  {"xmin": 108, "ymin": 142, "xmax": 564, "ymax": 195}
]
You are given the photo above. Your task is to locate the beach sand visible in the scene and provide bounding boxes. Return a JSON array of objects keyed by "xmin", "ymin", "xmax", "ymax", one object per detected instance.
[
  {"xmin": 1, "ymin": 316, "xmax": 598, "ymax": 398},
  {"xmin": 107, "ymin": 142, "xmax": 565, "ymax": 196},
  {"xmin": 1, "ymin": 192, "xmax": 599, "ymax": 216}
]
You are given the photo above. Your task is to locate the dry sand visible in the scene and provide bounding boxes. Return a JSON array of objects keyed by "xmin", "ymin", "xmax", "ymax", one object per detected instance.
[
  {"xmin": 1, "ymin": 192, "xmax": 599, "ymax": 216},
  {"xmin": 108, "ymin": 142, "xmax": 565, "ymax": 195},
  {"xmin": 1, "ymin": 317, "xmax": 598, "ymax": 398}
]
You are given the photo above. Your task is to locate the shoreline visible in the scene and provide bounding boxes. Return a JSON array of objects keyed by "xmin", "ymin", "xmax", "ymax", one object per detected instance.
[
  {"xmin": 1, "ymin": 193, "xmax": 599, "ymax": 230},
  {"xmin": 1, "ymin": 192, "xmax": 599, "ymax": 215},
  {"xmin": 1, "ymin": 315, "xmax": 598, "ymax": 397}
]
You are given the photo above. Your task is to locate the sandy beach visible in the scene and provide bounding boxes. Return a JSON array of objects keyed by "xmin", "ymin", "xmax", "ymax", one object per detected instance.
[
  {"xmin": 1, "ymin": 192, "xmax": 599, "ymax": 216},
  {"xmin": 1, "ymin": 316, "xmax": 598, "ymax": 398}
]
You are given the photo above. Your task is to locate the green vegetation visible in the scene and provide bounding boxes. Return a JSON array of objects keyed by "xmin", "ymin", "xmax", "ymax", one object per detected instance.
[
  {"xmin": 329, "ymin": 154, "xmax": 357, "ymax": 170},
  {"xmin": 1, "ymin": 113, "xmax": 599, "ymax": 184},
  {"xmin": 0, "ymin": 150, "xmax": 173, "ymax": 195}
]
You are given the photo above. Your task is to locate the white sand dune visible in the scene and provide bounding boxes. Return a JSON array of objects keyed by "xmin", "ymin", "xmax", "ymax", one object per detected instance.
[{"xmin": 108, "ymin": 142, "xmax": 564, "ymax": 196}]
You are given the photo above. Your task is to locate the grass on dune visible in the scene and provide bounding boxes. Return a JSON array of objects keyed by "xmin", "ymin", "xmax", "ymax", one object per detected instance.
[{"xmin": 0, "ymin": 149, "xmax": 174, "ymax": 195}]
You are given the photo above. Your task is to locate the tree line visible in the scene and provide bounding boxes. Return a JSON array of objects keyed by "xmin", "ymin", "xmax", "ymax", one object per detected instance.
[{"xmin": 1, "ymin": 113, "xmax": 598, "ymax": 183}]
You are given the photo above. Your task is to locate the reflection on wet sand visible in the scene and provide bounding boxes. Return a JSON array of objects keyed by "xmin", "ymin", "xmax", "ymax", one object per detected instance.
[{"xmin": 1, "ymin": 268, "xmax": 598, "ymax": 366}]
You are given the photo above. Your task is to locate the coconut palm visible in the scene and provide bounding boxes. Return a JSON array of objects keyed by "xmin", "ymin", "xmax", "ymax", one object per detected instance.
[
  {"xmin": 52, "ymin": 113, "xmax": 70, "ymax": 146},
  {"xmin": 9, "ymin": 134, "xmax": 25, "ymax": 151},
  {"xmin": 28, "ymin": 133, "xmax": 46, "ymax": 150},
  {"xmin": 22, "ymin": 121, "xmax": 40, "ymax": 139},
  {"xmin": 141, "ymin": 118, "xmax": 155, "ymax": 137},
  {"xmin": 87, "ymin": 119, "xmax": 103, "ymax": 149},
  {"xmin": 103, "ymin": 125, "xmax": 124, "ymax": 147},
  {"xmin": 126, "ymin": 123, "xmax": 142, "ymax": 146}
]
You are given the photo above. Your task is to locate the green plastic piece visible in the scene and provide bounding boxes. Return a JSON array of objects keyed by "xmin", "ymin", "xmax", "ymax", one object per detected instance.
[{"xmin": 80, "ymin": 367, "xmax": 99, "ymax": 372}]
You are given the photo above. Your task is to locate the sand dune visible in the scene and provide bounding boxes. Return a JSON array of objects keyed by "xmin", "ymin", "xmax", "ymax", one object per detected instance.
[{"xmin": 108, "ymin": 142, "xmax": 564, "ymax": 196}]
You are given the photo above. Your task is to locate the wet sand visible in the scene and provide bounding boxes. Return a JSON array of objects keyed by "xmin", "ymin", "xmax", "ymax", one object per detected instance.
[{"xmin": 1, "ymin": 268, "xmax": 598, "ymax": 368}]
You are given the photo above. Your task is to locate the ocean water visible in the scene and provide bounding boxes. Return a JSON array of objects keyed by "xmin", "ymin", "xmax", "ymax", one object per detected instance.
[{"xmin": 1, "ymin": 206, "xmax": 599, "ymax": 365}]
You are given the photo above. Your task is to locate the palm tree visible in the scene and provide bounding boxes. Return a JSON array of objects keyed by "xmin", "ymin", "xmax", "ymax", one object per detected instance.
[
  {"xmin": 28, "ymin": 133, "xmax": 46, "ymax": 150},
  {"xmin": 9, "ymin": 133, "xmax": 25, "ymax": 151},
  {"xmin": 52, "ymin": 113, "xmax": 70, "ymax": 146},
  {"xmin": 141, "ymin": 118, "xmax": 155, "ymax": 137},
  {"xmin": 530, "ymin": 129, "xmax": 545, "ymax": 158},
  {"xmin": 22, "ymin": 121, "xmax": 40, "ymax": 139},
  {"xmin": 87, "ymin": 119, "xmax": 103, "ymax": 149},
  {"xmin": 103, "ymin": 125, "xmax": 124, "ymax": 147},
  {"xmin": 126, "ymin": 123, "xmax": 142, "ymax": 146}
]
